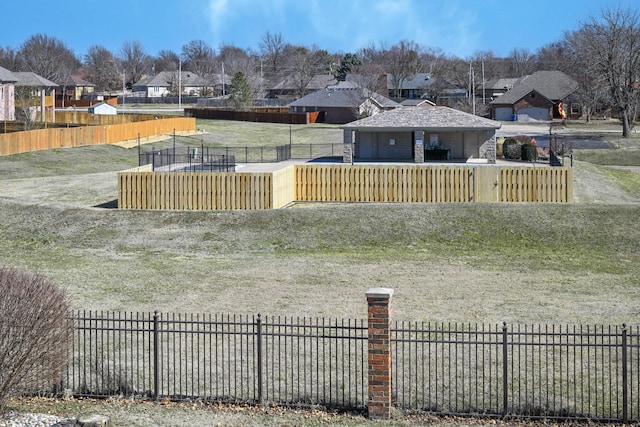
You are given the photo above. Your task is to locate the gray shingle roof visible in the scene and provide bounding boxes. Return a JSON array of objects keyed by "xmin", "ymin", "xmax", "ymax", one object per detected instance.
[
  {"xmin": 271, "ymin": 74, "xmax": 337, "ymax": 91},
  {"xmin": 489, "ymin": 70, "xmax": 579, "ymax": 105},
  {"xmin": 0, "ymin": 66, "xmax": 18, "ymax": 83},
  {"xmin": 342, "ymin": 106, "xmax": 502, "ymax": 131},
  {"xmin": 14, "ymin": 72, "xmax": 58, "ymax": 87},
  {"xmin": 288, "ymin": 87, "xmax": 399, "ymax": 109},
  {"xmin": 58, "ymin": 75, "xmax": 94, "ymax": 87},
  {"xmin": 400, "ymin": 99, "xmax": 435, "ymax": 107},
  {"xmin": 387, "ymin": 73, "xmax": 432, "ymax": 89},
  {"xmin": 133, "ymin": 71, "xmax": 205, "ymax": 88}
]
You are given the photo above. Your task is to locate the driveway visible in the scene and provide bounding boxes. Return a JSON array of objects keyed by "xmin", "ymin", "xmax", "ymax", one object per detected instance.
[{"xmin": 497, "ymin": 122, "xmax": 610, "ymax": 149}]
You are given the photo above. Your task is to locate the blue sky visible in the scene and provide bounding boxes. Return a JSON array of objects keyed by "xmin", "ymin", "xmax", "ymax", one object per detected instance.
[{"xmin": 3, "ymin": 0, "xmax": 639, "ymax": 59}]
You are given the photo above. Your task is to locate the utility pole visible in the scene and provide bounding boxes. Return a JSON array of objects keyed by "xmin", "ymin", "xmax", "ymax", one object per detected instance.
[
  {"xmin": 178, "ymin": 58, "xmax": 182, "ymax": 111},
  {"xmin": 222, "ymin": 62, "xmax": 226, "ymax": 97}
]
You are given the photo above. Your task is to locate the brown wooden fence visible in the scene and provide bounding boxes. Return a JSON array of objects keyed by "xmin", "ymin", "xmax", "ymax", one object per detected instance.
[
  {"xmin": 184, "ymin": 108, "xmax": 321, "ymax": 124},
  {"xmin": 118, "ymin": 171, "xmax": 275, "ymax": 210},
  {"xmin": 0, "ymin": 116, "xmax": 196, "ymax": 156},
  {"xmin": 55, "ymin": 111, "xmax": 177, "ymax": 125},
  {"xmin": 118, "ymin": 165, "xmax": 573, "ymax": 210}
]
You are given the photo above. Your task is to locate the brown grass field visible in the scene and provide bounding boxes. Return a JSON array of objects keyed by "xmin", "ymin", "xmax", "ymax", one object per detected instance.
[{"xmin": 1, "ymin": 118, "xmax": 640, "ymax": 425}]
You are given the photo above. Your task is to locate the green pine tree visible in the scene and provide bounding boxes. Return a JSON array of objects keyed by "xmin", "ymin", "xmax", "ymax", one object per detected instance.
[{"xmin": 229, "ymin": 71, "xmax": 252, "ymax": 111}]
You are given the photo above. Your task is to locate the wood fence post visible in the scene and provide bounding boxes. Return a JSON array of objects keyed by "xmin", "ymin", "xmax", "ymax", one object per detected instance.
[{"xmin": 366, "ymin": 287, "xmax": 394, "ymax": 419}]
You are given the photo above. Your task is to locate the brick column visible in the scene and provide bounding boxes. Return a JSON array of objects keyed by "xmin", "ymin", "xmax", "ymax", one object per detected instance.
[
  {"xmin": 366, "ymin": 287, "xmax": 394, "ymax": 419},
  {"xmin": 343, "ymin": 129, "xmax": 354, "ymax": 163},
  {"xmin": 414, "ymin": 130, "xmax": 425, "ymax": 163}
]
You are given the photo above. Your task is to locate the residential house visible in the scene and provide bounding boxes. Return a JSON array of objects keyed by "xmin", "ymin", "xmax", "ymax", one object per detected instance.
[
  {"xmin": 387, "ymin": 73, "xmax": 433, "ymax": 100},
  {"xmin": 481, "ymin": 77, "xmax": 519, "ymax": 100},
  {"xmin": 267, "ymin": 74, "xmax": 337, "ymax": 99},
  {"xmin": 342, "ymin": 106, "xmax": 501, "ymax": 164},
  {"xmin": 489, "ymin": 71, "xmax": 579, "ymax": 121},
  {"xmin": 400, "ymin": 99, "xmax": 435, "ymax": 107},
  {"xmin": 0, "ymin": 66, "xmax": 17, "ymax": 121},
  {"xmin": 288, "ymin": 82, "xmax": 400, "ymax": 124},
  {"xmin": 58, "ymin": 75, "xmax": 95, "ymax": 102},
  {"xmin": 132, "ymin": 71, "xmax": 209, "ymax": 98},
  {"xmin": 14, "ymin": 71, "xmax": 58, "ymax": 122}
]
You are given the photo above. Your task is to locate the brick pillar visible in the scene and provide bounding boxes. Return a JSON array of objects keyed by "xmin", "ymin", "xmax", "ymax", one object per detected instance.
[
  {"xmin": 343, "ymin": 129, "xmax": 353, "ymax": 163},
  {"xmin": 414, "ymin": 130, "xmax": 424, "ymax": 163},
  {"xmin": 366, "ymin": 287, "xmax": 394, "ymax": 419}
]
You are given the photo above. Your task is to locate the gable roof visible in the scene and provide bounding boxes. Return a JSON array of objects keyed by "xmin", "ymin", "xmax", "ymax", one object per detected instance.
[
  {"xmin": 133, "ymin": 71, "xmax": 205, "ymax": 88},
  {"xmin": 271, "ymin": 74, "xmax": 337, "ymax": 91},
  {"xmin": 288, "ymin": 85, "xmax": 399, "ymax": 109},
  {"xmin": 58, "ymin": 75, "xmax": 95, "ymax": 87},
  {"xmin": 483, "ymin": 77, "xmax": 520, "ymax": 91},
  {"xmin": 490, "ymin": 70, "xmax": 578, "ymax": 105},
  {"xmin": 387, "ymin": 73, "xmax": 433, "ymax": 90},
  {"xmin": 13, "ymin": 72, "xmax": 58, "ymax": 87},
  {"xmin": 342, "ymin": 106, "xmax": 502, "ymax": 131},
  {"xmin": 400, "ymin": 99, "xmax": 435, "ymax": 107},
  {"xmin": 0, "ymin": 66, "xmax": 18, "ymax": 83}
]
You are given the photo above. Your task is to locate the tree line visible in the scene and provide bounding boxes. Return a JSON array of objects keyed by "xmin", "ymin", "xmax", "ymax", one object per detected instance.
[{"xmin": 1, "ymin": 6, "xmax": 639, "ymax": 135}]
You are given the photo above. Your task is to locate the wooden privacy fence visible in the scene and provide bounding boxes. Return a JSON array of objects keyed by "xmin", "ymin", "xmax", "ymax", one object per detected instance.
[
  {"xmin": 55, "ymin": 111, "xmax": 177, "ymax": 125},
  {"xmin": 184, "ymin": 108, "xmax": 321, "ymax": 124},
  {"xmin": 0, "ymin": 116, "xmax": 196, "ymax": 156},
  {"xmin": 118, "ymin": 165, "xmax": 573, "ymax": 210}
]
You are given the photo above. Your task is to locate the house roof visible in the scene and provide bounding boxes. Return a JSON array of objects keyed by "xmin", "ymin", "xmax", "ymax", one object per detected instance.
[
  {"xmin": 58, "ymin": 75, "xmax": 95, "ymax": 87},
  {"xmin": 387, "ymin": 73, "xmax": 432, "ymax": 89},
  {"xmin": 0, "ymin": 66, "xmax": 18, "ymax": 83},
  {"xmin": 400, "ymin": 99, "xmax": 435, "ymax": 107},
  {"xmin": 89, "ymin": 102, "xmax": 116, "ymax": 109},
  {"xmin": 288, "ymin": 86, "xmax": 399, "ymax": 109},
  {"xmin": 489, "ymin": 70, "xmax": 579, "ymax": 105},
  {"xmin": 14, "ymin": 72, "xmax": 58, "ymax": 87},
  {"xmin": 483, "ymin": 77, "xmax": 520, "ymax": 91},
  {"xmin": 342, "ymin": 106, "xmax": 502, "ymax": 131},
  {"xmin": 271, "ymin": 74, "xmax": 337, "ymax": 91},
  {"xmin": 133, "ymin": 71, "xmax": 205, "ymax": 88}
]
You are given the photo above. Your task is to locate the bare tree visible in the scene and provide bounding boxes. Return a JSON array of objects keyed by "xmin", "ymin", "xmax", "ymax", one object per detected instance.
[
  {"xmin": 259, "ymin": 31, "xmax": 288, "ymax": 82},
  {"xmin": 508, "ymin": 47, "xmax": 535, "ymax": 77},
  {"xmin": 535, "ymin": 42, "xmax": 571, "ymax": 71},
  {"xmin": 181, "ymin": 40, "xmax": 216, "ymax": 76},
  {"xmin": 0, "ymin": 46, "xmax": 20, "ymax": 70},
  {"xmin": 85, "ymin": 45, "xmax": 122, "ymax": 93},
  {"xmin": 154, "ymin": 50, "xmax": 180, "ymax": 72},
  {"xmin": 0, "ymin": 267, "xmax": 74, "ymax": 410},
  {"xmin": 286, "ymin": 45, "xmax": 331, "ymax": 98},
  {"xmin": 568, "ymin": 7, "xmax": 640, "ymax": 136},
  {"xmin": 385, "ymin": 40, "xmax": 422, "ymax": 98},
  {"xmin": 120, "ymin": 40, "xmax": 151, "ymax": 86},
  {"xmin": 17, "ymin": 34, "xmax": 80, "ymax": 82},
  {"xmin": 14, "ymin": 86, "xmax": 39, "ymax": 129}
]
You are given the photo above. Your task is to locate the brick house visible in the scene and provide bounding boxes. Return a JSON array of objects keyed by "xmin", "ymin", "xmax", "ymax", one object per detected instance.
[{"xmin": 489, "ymin": 71, "xmax": 579, "ymax": 121}]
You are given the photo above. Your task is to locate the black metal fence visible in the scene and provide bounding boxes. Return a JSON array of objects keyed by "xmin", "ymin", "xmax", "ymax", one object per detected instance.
[
  {"xmin": 139, "ymin": 147, "xmax": 237, "ymax": 172},
  {"xmin": 57, "ymin": 311, "xmax": 639, "ymax": 421},
  {"xmin": 139, "ymin": 143, "xmax": 343, "ymax": 169}
]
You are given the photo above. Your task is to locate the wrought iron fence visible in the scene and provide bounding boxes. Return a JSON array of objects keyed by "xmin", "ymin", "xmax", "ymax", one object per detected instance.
[
  {"xmin": 64, "ymin": 311, "xmax": 367, "ymax": 409},
  {"xmin": 57, "ymin": 311, "xmax": 639, "ymax": 421},
  {"xmin": 139, "ymin": 143, "xmax": 343, "ymax": 169},
  {"xmin": 392, "ymin": 322, "xmax": 640, "ymax": 421}
]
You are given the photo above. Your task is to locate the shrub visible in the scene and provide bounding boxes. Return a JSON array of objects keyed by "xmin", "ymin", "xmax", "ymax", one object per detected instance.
[
  {"xmin": 502, "ymin": 138, "xmax": 522, "ymax": 160},
  {"xmin": 0, "ymin": 267, "xmax": 74, "ymax": 410},
  {"xmin": 521, "ymin": 142, "xmax": 539, "ymax": 161},
  {"xmin": 512, "ymin": 134, "xmax": 532, "ymax": 144}
]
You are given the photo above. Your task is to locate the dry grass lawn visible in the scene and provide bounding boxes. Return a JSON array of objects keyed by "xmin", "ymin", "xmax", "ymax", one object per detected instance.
[{"xmin": 1, "ymin": 119, "xmax": 640, "ymax": 425}]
